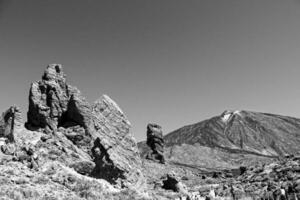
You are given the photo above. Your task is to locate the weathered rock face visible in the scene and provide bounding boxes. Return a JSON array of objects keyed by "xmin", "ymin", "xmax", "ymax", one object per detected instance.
[
  {"xmin": 146, "ymin": 123, "xmax": 165, "ymax": 164},
  {"xmin": 27, "ymin": 64, "xmax": 73, "ymax": 130},
  {"xmin": 26, "ymin": 64, "xmax": 145, "ymax": 189},
  {"xmin": 0, "ymin": 106, "xmax": 22, "ymax": 142}
]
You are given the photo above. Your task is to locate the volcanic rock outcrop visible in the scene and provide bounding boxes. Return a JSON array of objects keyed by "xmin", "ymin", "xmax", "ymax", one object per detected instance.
[
  {"xmin": 27, "ymin": 64, "xmax": 70, "ymax": 130},
  {"xmin": 25, "ymin": 64, "xmax": 145, "ymax": 189},
  {"xmin": 0, "ymin": 106, "xmax": 22, "ymax": 143},
  {"xmin": 146, "ymin": 123, "xmax": 165, "ymax": 164}
]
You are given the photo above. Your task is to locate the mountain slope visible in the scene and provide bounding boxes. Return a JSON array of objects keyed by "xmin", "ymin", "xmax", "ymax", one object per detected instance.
[
  {"xmin": 139, "ymin": 110, "xmax": 300, "ymax": 169},
  {"xmin": 165, "ymin": 110, "xmax": 300, "ymax": 156}
]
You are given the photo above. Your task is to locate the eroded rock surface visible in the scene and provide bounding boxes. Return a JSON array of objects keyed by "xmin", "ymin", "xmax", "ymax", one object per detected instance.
[
  {"xmin": 27, "ymin": 64, "xmax": 68, "ymax": 130},
  {"xmin": 0, "ymin": 106, "xmax": 22, "ymax": 142},
  {"xmin": 146, "ymin": 123, "xmax": 165, "ymax": 164},
  {"xmin": 89, "ymin": 95, "xmax": 145, "ymax": 189}
]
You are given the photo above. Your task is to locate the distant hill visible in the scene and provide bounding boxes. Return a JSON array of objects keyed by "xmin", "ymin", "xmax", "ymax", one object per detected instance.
[{"xmin": 139, "ymin": 110, "xmax": 300, "ymax": 169}]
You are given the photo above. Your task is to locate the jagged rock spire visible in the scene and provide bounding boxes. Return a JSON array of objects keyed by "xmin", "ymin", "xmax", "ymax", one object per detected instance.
[
  {"xmin": 27, "ymin": 64, "xmax": 70, "ymax": 130},
  {"xmin": 26, "ymin": 64, "xmax": 90, "ymax": 131},
  {"xmin": 0, "ymin": 106, "xmax": 22, "ymax": 142},
  {"xmin": 146, "ymin": 123, "xmax": 165, "ymax": 164}
]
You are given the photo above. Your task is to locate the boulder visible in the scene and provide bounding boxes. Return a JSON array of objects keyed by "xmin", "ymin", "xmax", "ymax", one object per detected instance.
[
  {"xmin": 146, "ymin": 123, "xmax": 165, "ymax": 164},
  {"xmin": 162, "ymin": 172, "xmax": 188, "ymax": 194}
]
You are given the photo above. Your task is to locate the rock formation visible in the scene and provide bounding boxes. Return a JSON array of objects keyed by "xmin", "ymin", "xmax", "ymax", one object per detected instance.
[
  {"xmin": 0, "ymin": 106, "xmax": 22, "ymax": 143},
  {"xmin": 146, "ymin": 123, "xmax": 165, "ymax": 164},
  {"xmin": 27, "ymin": 64, "xmax": 68, "ymax": 130},
  {"xmin": 25, "ymin": 64, "xmax": 145, "ymax": 189},
  {"xmin": 90, "ymin": 95, "xmax": 145, "ymax": 189},
  {"xmin": 26, "ymin": 64, "xmax": 92, "ymax": 132}
]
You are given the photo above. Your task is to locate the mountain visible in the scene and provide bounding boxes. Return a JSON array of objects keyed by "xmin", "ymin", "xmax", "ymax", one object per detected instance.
[
  {"xmin": 137, "ymin": 110, "xmax": 300, "ymax": 199},
  {"xmin": 139, "ymin": 110, "xmax": 300, "ymax": 169}
]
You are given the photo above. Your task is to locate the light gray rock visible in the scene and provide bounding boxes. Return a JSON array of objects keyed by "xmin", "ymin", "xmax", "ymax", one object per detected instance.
[{"xmin": 90, "ymin": 95, "xmax": 145, "ymax": 189}]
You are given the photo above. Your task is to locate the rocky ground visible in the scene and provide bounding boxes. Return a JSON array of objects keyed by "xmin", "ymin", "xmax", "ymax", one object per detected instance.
[{"xmin": 141, "ymin": 155, "xmax": 300, "ymax": 200}]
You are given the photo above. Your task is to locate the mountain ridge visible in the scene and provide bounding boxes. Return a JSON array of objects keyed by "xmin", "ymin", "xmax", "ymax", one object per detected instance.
[
  {"xmin": 139, "ymin": 110, "xmax": 300, "ymax": 170},
  {"xmin": 164, "ymin": 110, "xmax": 300, "ymax": 155}
]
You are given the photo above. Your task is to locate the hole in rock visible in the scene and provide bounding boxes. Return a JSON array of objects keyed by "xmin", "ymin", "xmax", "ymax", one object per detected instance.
[{"xmin": 55, "ymin": 65, "xmax": 61, "ymax": 73}]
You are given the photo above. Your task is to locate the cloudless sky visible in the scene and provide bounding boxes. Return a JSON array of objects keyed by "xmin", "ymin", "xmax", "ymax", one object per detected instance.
[{"xmin": 1, "ymin": 0, "xmax": 300, "ymax": 141}]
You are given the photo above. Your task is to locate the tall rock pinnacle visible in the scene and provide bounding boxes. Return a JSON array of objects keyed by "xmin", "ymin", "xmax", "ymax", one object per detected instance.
[
  {"xmin": 27, "ymin": 64, "xmax": 72, "ymax": 130},
  {"xmin": 146, "ymin": 123, "xmax": 165, "ymax": 164},
  {"xmin": 0, "ymin": 106, "xmax": 22, "ymax": 143}
]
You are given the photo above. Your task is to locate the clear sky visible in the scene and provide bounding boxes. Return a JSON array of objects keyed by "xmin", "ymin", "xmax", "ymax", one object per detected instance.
[{"xmin": 1, "ymin": 0, "xmax": 300, "ymax": 141}]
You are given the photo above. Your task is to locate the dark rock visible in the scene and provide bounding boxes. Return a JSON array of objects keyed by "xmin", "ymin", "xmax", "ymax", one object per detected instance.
[
  {"xmin": 26, "ymin": 64, "xmax": 88, "ymax": 131},
  {"xmin": 146, "ymin": 123, "xmax": 165, "ymax": 164},
  {"xmin": 65, "ymin": 90, "xmax": 93, "ymax": 129},
  {"xmin": 91, "ymin": 137, "xmax": 125, "ymax": 185},
  {"xmin": 0, "ymin": 143, "xmax": 16, "ymax": 155},
  {"xmin": 0, "ymin": 106, "xmax": 22, "ymax": 142},
  {"xmin": 162, "ymin": 172, "xmax": 188, "ymax": 194},
  {"xmin": 285, "ymin": 154, "xmax": 294, "ymax": 159},
  {"xmin": 27, "ymin": 64, "xmax": 70, "ymax": 130},
  {"xmin": 61, "ymin": 126, "xmax": 88, "ymax": 146},
  {"xmin": 69, "ymin": 161, "xmax": 95, "ymax": 175},
  {"xmin": 212, "ymin": 172, "xmax": 221, "ymax": 178},
  {"xmin": 239, "ymin": 166, "xmax": 247, "ymax": 175},
  {"xmin": 40, "ymin": 134, "xmax": 51, "ymax": 142},
  {"xmin": 181, "ymin": 176, "xmax": 189, "ymax": 181}
]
